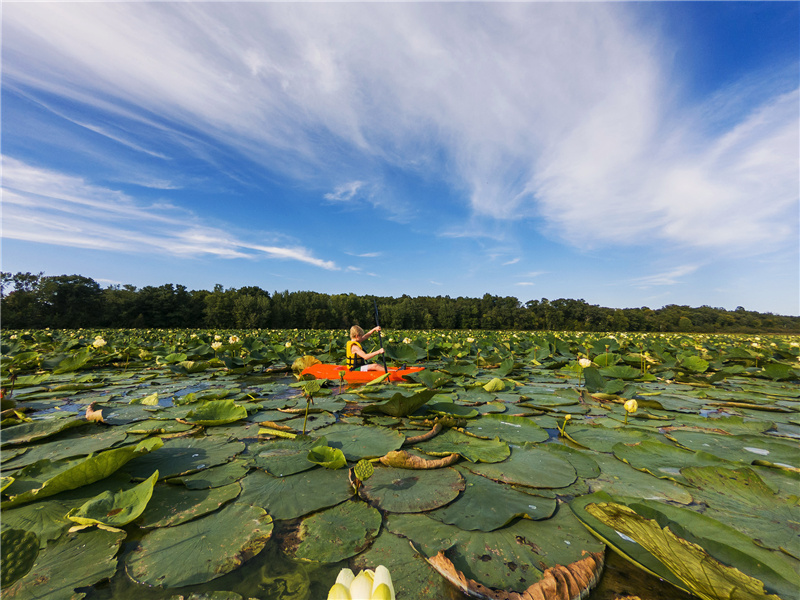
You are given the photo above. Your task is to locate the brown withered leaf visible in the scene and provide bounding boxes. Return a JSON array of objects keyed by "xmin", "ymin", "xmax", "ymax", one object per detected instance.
[
  {"xmin": 404, "ymin": 423, "xmax": 443, "ymax": 445},
  {"xmin": 422, "ymin": 546, "xmax": 605, "ymax": 600},
  {"xmin": 380, "ymin": 449, "xmax": 459, "ymax": 469},
  {"xmin": 86, "ymin": 402, "xmax": 105, "ymax": 423}
]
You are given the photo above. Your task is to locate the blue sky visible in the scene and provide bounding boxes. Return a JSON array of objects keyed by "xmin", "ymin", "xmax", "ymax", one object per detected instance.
[{"xmin": 2, "ymin": 1, "xmax": 798, "ymax": 316}]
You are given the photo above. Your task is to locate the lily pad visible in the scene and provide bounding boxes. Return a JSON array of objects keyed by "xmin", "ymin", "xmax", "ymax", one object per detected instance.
[
  {"xmin": 666, "ymin": 431, "xmax": 798, "ymax": 470},
  {"xmin": 293, "ymin": 500, "xmax": 382, "ymax": 562},
  {"xmin": 464, "ymin": 443, "xmax": 577, "ymax": 489},
  {"xmin": 463, "ymin": 414, "xmax": 549, "ymax": 444},
  {"xmin": 238, "ymin": 468, "xmax": 352, "ymax": 520},
  {"xmin": 126, "ymin": 502, "xmax": 273, "ymax": 588},
  {"xmin": 360, "ymin": 466, "xmax": 464, "ymax": 513},
  {"xmin": 248, "ymin": 436, "xmax": 321, "ymax": 477},
  {"xmin": 138, "ymin": 482, "xmax": 242, "ymax": 528},
  {"xmin": 414, "ymin": 428, "xmax": 510, "ymax": 463},
  {"xmin": 67, "ymin": 470, "xmax": 159, "ymax": 529},
  {"xmin": 612, "ymin": 439, "xmax": 728, "ymax": 483},
  {"xmin": 565, "ymin": 425, "xmax": 664, "ymax": 452},
  {"xmin": 361, "ymin": 389, "xmax": 437, "ymax": 417},
  {"xmin": 168, "ymin": 460, "xmax": 250, "ymax": 489},
  {"xmin": 3, "ymin": 528, "xmax": 126, "ymax": 600},
  {"xmin": 1, "ymin": 529, "xmax": 39, "ymax": 589},
  {"xmin": 1, "ymin": 418, "xmax": 87, "ymax": 447},
  {"xmin": 183, "ymin": 400, "xmax": 248, "ymax": 426},
  {"xmin": 428, "ymin": 467, "xmax": 557, "ymax": 531},
  {"xmin": 313, "ymin": 423, "xmax": 405, "ymax": 461},
  {"xmin": 123, "ymin": 435, "xmax": 245, "ymax": 480}
]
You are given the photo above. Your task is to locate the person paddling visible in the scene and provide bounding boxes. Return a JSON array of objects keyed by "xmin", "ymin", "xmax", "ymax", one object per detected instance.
[{"xmin": 346, "ymin": 325, "xmax": 385, "ymax": 372}]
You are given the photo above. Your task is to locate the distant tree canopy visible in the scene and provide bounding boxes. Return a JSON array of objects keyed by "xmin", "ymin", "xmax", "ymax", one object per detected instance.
[{"xmin": 1, "ymin": 271, "xmax": 798, "ymax": 333}]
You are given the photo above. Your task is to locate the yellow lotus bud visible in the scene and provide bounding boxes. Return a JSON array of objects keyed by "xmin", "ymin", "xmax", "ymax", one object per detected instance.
[
  {"xmin": 624, "ymin": 399, "xmax": 638, "ymax": 414},
  {"xmin": 370, "ymin": 583, "xmax": 394, "ymax": 600},
  {"xmin": 564, "ymin": 414, "xmax": 572, "ymax": 421},
  {"xmin": 350, "ymin": 570, "xmax": 375, "ymax": 600},
  {"xmin": 336, "ymin": 568, "xmax": 355, "ymax": 589},
  {"xmin": 372, "ymin": 565, "xmax": 395, "ymax": 600},
  {"xmin": 327, "ymin": 583, "xmax": 352, "ymax": 600}
]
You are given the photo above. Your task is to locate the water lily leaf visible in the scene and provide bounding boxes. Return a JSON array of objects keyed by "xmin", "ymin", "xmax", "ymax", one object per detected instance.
[
  {"xmin": 483, "ymin": 377, "xmax": 506, "ymax": 392},
  {"xmin": 424, "ymin": 546, "xmax": 604, "ymax": 600},
  {"xmin": 463, "ymin": 414, "xmax": 549, "ymax": 444},
  {"xmin": 292, "ymin": 499, "xmax": 382, "ymax": 562},
  {"xmin": 428, "ymin": 467, "xmax": 557, "ymax": 531},
  {"xmin": 353, "ymin": 529, "xmax": 454, "ymax": 600},
  {"xmin": 612, "ymin": 440, "xmax": 728, "ymax": 483},
  {"xmin": 388, "ymin": 506, "xmax": 605, "ymax": 592},
  {"xmin": 238, "ymin": 468, "xmax": 352, "ymax": 520},
  {"xmin": 681, "ymin": 466, "xmax": 800, "ymax": 558},
  {"xmin": 307, "ymin": 444, "xmax": 347, "ymax": 469},
  {"xmin": 313, "ymin": 423, "xmax": 405, "ymax": 461},
  {"xmin": 1, "ymin": 425, "xmax": 129, "ymax": 471},
  {"xmin": 464, "ymin": 443, "xmax": 577, "ymax": 489},
  {"xmin": 66, "ymin": 470, "xmax": 159, "ymax": 529},
  {"xmin": 414, "ymin": 428, "xmax": 510, "ymax": 463},
  {"xmin": 425, "ymin": 402, "xmax": 480, "ymax": 419},
  {"xmin": 168, "ymin": 459, "xmax": 250, "ymax": 489},
  {"xmin": 2, "ymin": 438, "xmax": 163, "ymax": 508},
  {"xmin": 126, "ymin": 502, "xmax": 273, "ymax": 588},
  {"xmin": 587, "ymin": 452, "xmax": 694, "ymax": 504},
  {"xmin": 666, "ymin": 431, "xmax": 798, "ymax": 471},
  {"xmin": 537, "ymin": 442, "xmax": 601, "ymax": 479},
  {"xmin": 249, "ymin": 436, "xmax": 321, "ymax": 476},
  {"xmin": 123, "ymin": 435, "xmax": 245, "ymax": 480},
  {"xmin": 361, "ymin": 466, "xmax": 464, "ymax": 512},
  {"xmin": 182, "ymin": 399, "xmax": 248, "ymax": 426},
  {"xmin": 125, "ymin": 419, "xmax": 194, "ymax": 435},
  {"xmin": 361, "ymin": 389, "xmax": 437, "ymax": 417},
  {"xmin": 138, "ymin": 482, "xmax": 242, "ymax": 528},
  {"xmin": 599, "ymin": 365, "xmax": 642, "ymax": 380},
  {"xmin": 1, "ymin": 417, "xmax": 87, "ymax": 447},
  {"xmin": 565, "ymin": 424, "xmax": 662, "ymax": 452},
  {"xmin": 1, "ymin": 498, "xmax": 76, "ymax": 548},
  {"xmin": 584, "ymin": 501, "xmax": 783, "ymax": 600},
  {"xmin": 3, "ymin": 528, "xmax": 125, "ymax": 600}
]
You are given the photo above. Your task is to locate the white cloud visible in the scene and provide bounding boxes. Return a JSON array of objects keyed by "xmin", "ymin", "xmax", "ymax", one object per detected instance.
[
  {"xmin": 631, "ymin": 265, "xmax": 700, "ymax": 288},
  {"xmin": 3, "ymin": 2, "xmax": 797, "ymax": 259},
  {"xmin": 1, "ymin": 157, "xmax": 338, "ymax": 270}
]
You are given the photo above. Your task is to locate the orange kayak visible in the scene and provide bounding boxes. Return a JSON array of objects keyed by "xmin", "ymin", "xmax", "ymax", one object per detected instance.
[{"xmin": 300, "ymin": 363, "xmax": 425, "ymax": 383}]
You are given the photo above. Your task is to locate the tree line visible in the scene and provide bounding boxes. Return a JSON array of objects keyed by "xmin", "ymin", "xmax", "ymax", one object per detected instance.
[{"xmin": 1, "ymin": 272, "xmax": 798, "ymax": 333}]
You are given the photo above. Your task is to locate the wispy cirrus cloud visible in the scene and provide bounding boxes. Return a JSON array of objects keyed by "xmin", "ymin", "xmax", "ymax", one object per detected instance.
[
  {"xmin": 2, "ymin": 2, "xmax": 797, "ymax": 259},
  {"xmin": 1, "ymin": 158, "xmax": 338, "ymax": 270},
  {"xmin": 630, "ymin": 265, "xmax": 700, "ymax": 288}
]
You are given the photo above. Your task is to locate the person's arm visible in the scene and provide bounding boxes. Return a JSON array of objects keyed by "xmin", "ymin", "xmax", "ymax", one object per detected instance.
[
  {"xmin": 351, "ymin": 343, "xmax": 384, "ymax": 361},
  {"xmin": 357, "ymin": 326, "xmax": 381, "ymax": 343}
]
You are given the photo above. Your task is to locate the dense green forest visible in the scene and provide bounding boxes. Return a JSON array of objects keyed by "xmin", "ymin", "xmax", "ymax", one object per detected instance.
[{"xmin": 1, "ymin": 272, "xmax": 798, "ymax": 333}]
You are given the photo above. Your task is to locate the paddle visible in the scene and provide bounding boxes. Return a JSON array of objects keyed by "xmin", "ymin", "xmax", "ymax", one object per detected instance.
[{"xmin": 373, "ymin": 298, "xmax": 388, "ymax": 372}]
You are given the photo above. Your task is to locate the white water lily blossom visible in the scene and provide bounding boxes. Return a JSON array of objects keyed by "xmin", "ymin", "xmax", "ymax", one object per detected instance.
[
  {"xmin": 327, "ymin": 566, "xmax": 395, "ymax": 600},
  {"xmin": 211, "ymin": 341, "xmax": 223, "ymax": 351},
  {"xmin": 229, "ymin": 335, "xmax": 240, "ymax": 344},
  {"xmin": 578, "ymin": 358, "xmax": 592, "ymax": 369},
  {"xmin": 403, "ymin": 337, "xmax": 412, "ymax": 344},
  {"xmin": 92, "ymin": 337, "xmax": 107, "ymax": 348}
]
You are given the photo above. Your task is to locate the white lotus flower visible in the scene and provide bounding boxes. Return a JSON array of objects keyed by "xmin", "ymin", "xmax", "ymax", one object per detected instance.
[
  {"xmin": 211, "ymin": 341, "xmax": 223, "ymax": 351},
  {"xmin": 578, "ymin": 358, "xmax": 592, "ymax": 369},
  {"xmin": 403, "ymin": 338, "xmax": 412, "ymax": 344},
  {"xmin": 328, "ymin": 566, "xmax": 395, "ymax": 600},
  {"xmin": 92, "ymin": 337, "xmax": 107, "ymax": 348},
  {"xmin": 285, "ymin": 341, "xmax": 292, "ymax": 348},
  {"xmin": 229, "ymin": 335, "xmax": 240, "ymax": 344}
]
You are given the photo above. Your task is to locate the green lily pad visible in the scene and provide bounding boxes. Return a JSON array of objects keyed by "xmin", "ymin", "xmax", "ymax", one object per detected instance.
[
  {"xmin": 313, "ymin": 423, "xmax": 405, "ymax": 461},
  {"xmin": 2, "ymin": 438, "xmax": 163, "ymax": 508},
  {"xmin": 3, "ymin": 528, "xmax": 126, "ymax": 600},
  {"xmin": 1, "ymin": 418, "xmax": 87, "ymax": 447},
  {"xmin": 428, "ymin": 467, "xmax": 557, "ymax": 531},
  {"xmin": 425, "ymin": 402, "xmax": 480, "ymax": 419},
  {"xmin": 307, "ymin": 444, "xmax": 347, "ymax": 470},
  {"xmin": 361, "ymin": 466, "xmax": 464, "ymax": 513},
  {"xmin": 587, "ymin": 452, "xmax": 695, "ymax": 504},
  {"xmin": 183, "ymin": 400, "xmax": 248, "ymax": 426},
  {"xmin": 681, "ymin": 466, "xmax": 800, "ymax": 558},
  {"xmin": 248, "ymin": 437, "xmax": 321, "ymax": 477},
  {"xmin": 138, "ymin": 482, "xmax": 242, "ymax": 528},
  {"xmin": 126, "ymin": 502, "xmax": 273, "ymax": 588},
  {"xmin": 1, "ymin": 529, "xmax": 39, "ymax": 589},
  {"xmin": 666, "ymin": 431, "xmax": 798, "ymax": 470},
  {"xmin": 387, "ymin": 506, "xmax": 605, "ymax": 592},
  {"xmin": 362, "ymin": 389, "xmax": 437, "ymax": 417},
  {"xmin": 413, "ymin": 428, "xmax": 510, "ymax": 463},
  {"xmin": 168, "ymin": 460, "xmax": 250, "ymax": 489},
  {"xmin": 352, "ymin": 529, "xmax": 454, "ymax": 600},
  {"xmin": 463, "ymin": 414, "xmax": 549, "ymax": 444},
  {"xmin": 293, "ymin": 500, "xmax": 382, "ymax": 562},
  {"xmin": 612, "ymin": 439, "xmax": 728, "ymax": 483},
  {"xmin": 123, "ymin": 435, "xmax": 245, "ymax": 480},
  {"xmin": 238, "ymin": 468, "xmax": 352, "ymax": 520},
  {"xmin": 464, "ymin": 443, "xmax": 577, "ymax": 489},
  {"xmin": 1, "ymin": 498, "xmax": 75, "ymax": 548},
  {"xmin": 565, "ymin": 425, "xmax": 664, "ymax": 452},
  {"xmin": 67, "ymin": 470, "xmax": 159, "ymax": 529}
]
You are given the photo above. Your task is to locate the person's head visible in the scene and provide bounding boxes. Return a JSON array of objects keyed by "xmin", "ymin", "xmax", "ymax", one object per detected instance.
[{"xmin": 350, "ymin": 325, "xmax": 364, "ymax": 340}]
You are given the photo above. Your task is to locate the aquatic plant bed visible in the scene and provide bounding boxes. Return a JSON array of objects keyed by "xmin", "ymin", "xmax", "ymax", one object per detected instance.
[{"xmin": 1, "ymin": 329, "xmax": 798, "ymax": 600}]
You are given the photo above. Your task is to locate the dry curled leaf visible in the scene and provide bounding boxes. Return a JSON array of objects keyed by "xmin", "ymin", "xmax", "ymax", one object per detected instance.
[
  {"xmin": 404, "ymin": 423, "xmax": 443, "ymax": 445},
  {"xmin": 422, "ymin": 546, "xmax": 605, "ymax": 600},
  {"xmin": 379, "ymin": 449, "xmax": 459, "ymax": 469},
  {"xmin": 85, "ymin": 402, "xmax": 104, "ymax": 423}
]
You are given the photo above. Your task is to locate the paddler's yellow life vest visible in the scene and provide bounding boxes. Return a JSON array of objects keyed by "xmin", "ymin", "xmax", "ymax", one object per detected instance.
[{"xmin": 346, "ymin": 340, "xmax": 365, "ymax": 370}]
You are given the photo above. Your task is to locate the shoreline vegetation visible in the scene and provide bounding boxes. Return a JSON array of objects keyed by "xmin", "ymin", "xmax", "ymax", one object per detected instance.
[{"xmin": 2, "ymin": 272, "xmax": 797, "ymax": 333}]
